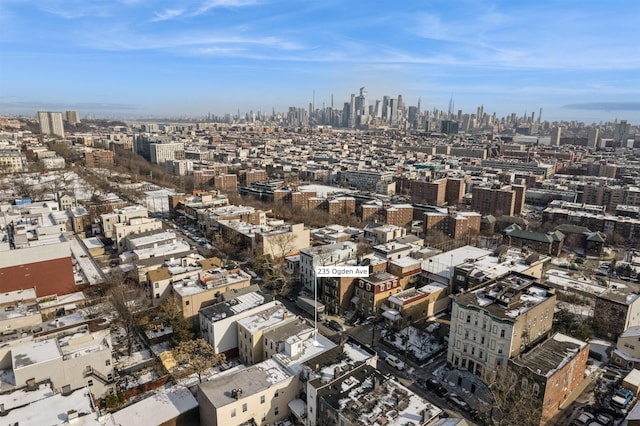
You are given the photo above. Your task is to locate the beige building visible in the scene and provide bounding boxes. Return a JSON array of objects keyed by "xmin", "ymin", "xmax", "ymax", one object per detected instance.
[
  {"xmin": 113, "ymin": 217, "xmax": 163, "ymax": 252},
  {"xmin": 613, "ymin": 326, "xmax": 640, "ymax": 370},
  {"xmin": 383, "ymin": 282, "xmax": 449, "ymax": 327},
  {"xmin": 11, "ymin": 327, "xmax": 115, "ymax": 398},
  {"xmin": 198, "ymin": 359, "xmax": 299, "ymax": 426},
  {"xmin": 256, "ymin": 223, "xmax": 310, "ymax": 259},
  {"xmin": 0, "ymin": 146, "xmax": 24, "ymax": 173},
  {"xmin": 237, "ymin": 305, "xmax": 297, "ymax": 365},
  {"xmin": 173, "ymin": 267, "xmax": 252, "ymax": 322},
  {"xmin": 448, "ymin": 273, "xmax": 556, "ymax": 381},
  {"xmin": 0, "ymin": 288, "xmax": 41, "ymax": 334},
  {"xmin": 100, "ymin": 205, "xmax": 149, "ymax": 239}
]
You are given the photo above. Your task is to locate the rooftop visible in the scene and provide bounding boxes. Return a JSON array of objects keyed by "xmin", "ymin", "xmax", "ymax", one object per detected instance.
[
  {"xmin": 198, "ymin": 358, "xmax": 293, "ymax": 408},
  {"xmin": 318, "ymin": 365, "xmax": 442, "ymax": 426},
  {"xmin": 110, "ymin": 385, "xmax": 198, "ymax": 426},
  {"xmin": 512, "ymin": 333, "xmax": 587, "ymax": 378},
  {"xmin": 237, "ymin": 305, "xmax": 293, "ymax": 334},
  {"xmin": 455, "ymin": 273, "xmax": 553, "ymax": 320}
]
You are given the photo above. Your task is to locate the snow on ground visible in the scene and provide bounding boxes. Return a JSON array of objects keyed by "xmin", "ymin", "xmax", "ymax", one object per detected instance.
[
  {"xmin": 557, "ymin": 301, "xmax": 594, "ymax": 319},
  {"xmin": 383, "ymin": 326, "xmax": 443, "ymax": 362}
]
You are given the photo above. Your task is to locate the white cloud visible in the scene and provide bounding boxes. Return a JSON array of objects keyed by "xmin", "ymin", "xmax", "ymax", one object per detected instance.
[{"xmin": 152, "ymin": 8, "xmax": 185, "ymax": 22}]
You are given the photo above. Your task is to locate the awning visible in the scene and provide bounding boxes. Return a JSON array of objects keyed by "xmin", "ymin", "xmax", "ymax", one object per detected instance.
[
  {"xmin": 351, "ymin": 296, "xmax": 360, "ymax": 304},
  {"xmin": 382, "ymin": 309, "xmax": 401, "ymax": 321}
]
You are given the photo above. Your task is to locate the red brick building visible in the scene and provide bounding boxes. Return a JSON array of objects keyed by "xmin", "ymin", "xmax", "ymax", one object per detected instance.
[
  {"xmin": 509, "ymin": 333, "xmax": 589, "ymax": 425},
  {"xmin": 0, "ymin": 243, "xmax": 76, "ymax": 297}
]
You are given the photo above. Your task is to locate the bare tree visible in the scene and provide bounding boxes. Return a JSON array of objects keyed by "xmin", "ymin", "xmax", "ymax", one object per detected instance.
[
  {"xmin": 488, "ymin": 367, "xmax": 542, "ymax": 426},
  {"xmin": 172, "ymin": 338, "xmax": 226, "ymax": 383},
  {"xmin": 104, "ymin": 270, "xmax": 141, "ymax": 356}
]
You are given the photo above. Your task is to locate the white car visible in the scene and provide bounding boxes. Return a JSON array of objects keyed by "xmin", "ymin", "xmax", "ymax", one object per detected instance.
[{"xmin": 385, "ymin": 355, "xmax": 405, "ymax": 370}]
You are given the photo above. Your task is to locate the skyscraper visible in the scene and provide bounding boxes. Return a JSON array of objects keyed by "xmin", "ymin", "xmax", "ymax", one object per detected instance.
[
  {"xmin": 38, "ymin": 111, "xmax": 65, "ymax": 137},
  {"xmin": 65, "ymin": 110, "xmax": 80, "ymax": 125},
  {"xmin": 550, "ymin": 126, "xmax": 562, "ymax": 146},
  {"xmin": 588, "ymin": 127, "xmax": 599, "ymax": 149}
]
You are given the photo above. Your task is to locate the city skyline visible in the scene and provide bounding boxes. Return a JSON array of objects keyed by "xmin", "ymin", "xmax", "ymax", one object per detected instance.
[{"xmin": 1, "ymin": 0, "xmax": 639, "ymax": 123}]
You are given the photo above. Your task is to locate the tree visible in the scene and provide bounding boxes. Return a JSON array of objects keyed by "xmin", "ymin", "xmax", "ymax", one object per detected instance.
[
  {"xmin": 488, "ymin": 367, "xmax": 542, "ymax": 426},
  {"xmin": 159, "ymin": 294, "xmax": 194, "ymax": 345},
  {"xmin": 104, "ymin": 270, "xmax": 141, "ymax": 356},
  {"xmin": 172, "ymin": 338, "xmax": 226, "ymax": 383}
]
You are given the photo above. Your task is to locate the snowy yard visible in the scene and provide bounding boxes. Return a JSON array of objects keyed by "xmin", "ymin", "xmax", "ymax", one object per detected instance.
[{"xmin": 382, "ymin": 325, "xmax": 443, "ymax": 362}]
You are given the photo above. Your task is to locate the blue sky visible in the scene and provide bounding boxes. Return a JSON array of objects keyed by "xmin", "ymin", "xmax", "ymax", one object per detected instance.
[{"xmin": 1, "ymin": 0, "xmax": 639, "ymax": 123}]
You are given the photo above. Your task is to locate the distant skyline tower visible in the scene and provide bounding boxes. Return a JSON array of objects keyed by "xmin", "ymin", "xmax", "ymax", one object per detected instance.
[
  {"xmin": 65, "ymin": 110, "xmax": 80, "ymax": 125},
  {"xmin": 587, "ymin": 127, "xmax": 599, "ymax": 148},
  {"xmin": 551, "ymin": 126, "xmax": 562, "ymax": 146},
  {"xmin": 538, "ymin": 108, "xmax": 542, "ymax": 124},
  {"xmin": 37, "ymin": 111, "xmax": 65, "ymax": 137}
]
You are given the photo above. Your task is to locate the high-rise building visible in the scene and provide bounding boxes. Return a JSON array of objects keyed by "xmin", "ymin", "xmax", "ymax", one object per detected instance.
[
  {"xmin": 65, "ymin": 110, "xmax": 80, "ymax": 124},
  {"xmin": 550, "ymin": 126, "xmax": 562, "ymax": 146},
  {"xmin": 614, "ymin": 120, "xmax": 631, "ymax": 146},
  {"xmin": 38, "ymin": 111, "xmax": 65, "ymax": 137},
  {"xmin": 587, "ymin": 127, "xmax": 599, "ymax": 148}
]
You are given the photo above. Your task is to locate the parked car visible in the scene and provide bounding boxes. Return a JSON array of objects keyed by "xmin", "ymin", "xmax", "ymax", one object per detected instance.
[
  {"xmin": 574, "ymin": 411, "xmax": 594, "ymax": 425},
  {"xmin": 327, "ymin": 320, "xmax": 344, "ymax": 332},
  {"xmin": 595, "ymin": 413, "xmax": 614, "ymax": 425},
  {"xmin": 434, "ymin": 384, "xmax": 449, "ymax": 398},
  {"xmin": 447, "ymin": 393, "xmax": 469, "ymax": 410},
  {"xmin": 611, "ymin": 387, "xmax": 634, "ymax": 409},
  {"xmin": 385, "ymin": 354, "xmax": 405, "ymax": 370}
]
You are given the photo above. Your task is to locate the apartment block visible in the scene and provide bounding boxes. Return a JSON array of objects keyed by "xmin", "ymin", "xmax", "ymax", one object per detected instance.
[
  {"xmin": 11, "ymin": 327, "xmax": 115, "ymax": 398},
  {"xmin": 84, "ymin": 150, "xmax": 114, "ymax": 168},
  {"xmin": 198, "ymin": 359, "xmax": 299, "ymax": 426},
  {"xmin": 447, "ymin": 273, "xmax": 556, "ymax": 380},
  {"xmin": 199, "ymin": 290, "xmax": 277, "ymax": 356},
  {"xmin": 594, "ymin": 287, "xmax": 640, "ymax": 340},
  {"xmin": 509, "ymin": 333, "xmax": 589, "ymax": 425},
  {"xmin": 236, "ymin": 305, "xmax": 297, "ymax": 365},
  {"xmin": 352, "ymin": 272, "xmax": 402, "ymax": 319}
]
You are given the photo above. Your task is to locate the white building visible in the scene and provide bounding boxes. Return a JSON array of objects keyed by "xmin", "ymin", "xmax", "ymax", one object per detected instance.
[
  {"xmin": 38, "ymin": 111, "xmax": 65, "ymax": 137},
  {"xmin": 299, "ymin": 241, "xmax": 358, "ymax": 292}
]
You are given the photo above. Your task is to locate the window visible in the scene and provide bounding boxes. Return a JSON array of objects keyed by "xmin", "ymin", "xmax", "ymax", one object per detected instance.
[
  {"xmin": 275, "ymin": 407, "xmax": 279, "ymax": 416},
  {"xmin": 185, "ymin": 300, "xmax": 190, "ymax": 306},
  {"xmin": 105, "ymin": 360, "xmax": 111, "ymax": 366},
  {"xmin": 261, "ymin": 395, "xmax": 266, "ymax": 404},
  {"xmin": 481, "ymin": 336, "xmax": 485, "ymax": 345},
  {"xmin": 500, "ymin": 329, "xmax": 505, "ymax": 338},
  {"xmin": 466, "ymin": 315, "xmax": 471, "ymax": 323},
  {"xmin": 231, "ymin": 408, "xmax": 236, "ymax": 418},
  {"xmin": 88, "ymin": 379, "xmax": 93, "ymax": 386},
  {"xmin": 242, "ymin": 403, "xmax": 247, "ymax": 412},
  {"xmin": 275, "ymin": 390, "xmax": 279, "ymax": 398},
  {"xmin": 154, "ymin": 282, "xmax": 159, "ymax": 288}
]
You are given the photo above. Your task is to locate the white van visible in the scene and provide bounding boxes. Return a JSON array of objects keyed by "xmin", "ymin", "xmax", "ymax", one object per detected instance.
[{"xmin": 385, "ymin": 354, "xmax": 405, "ymax": 370}]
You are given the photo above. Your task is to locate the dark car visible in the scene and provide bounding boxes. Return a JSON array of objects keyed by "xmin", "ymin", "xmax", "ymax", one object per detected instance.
[
  {"xmin": 327, "ymin": 320, "xmax": 344, "ymax": 332},
  {"xmin": 434, "ymin": 384, "xmax": 449, "ymax": 398}
]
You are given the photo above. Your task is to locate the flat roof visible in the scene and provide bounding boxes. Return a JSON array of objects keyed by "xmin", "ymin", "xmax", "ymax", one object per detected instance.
[
  {"xmin": 13, "ymin": 338, "xmax": 60, "ymax": 369},
  {"xmin": 1, "ymin": 387, "xmax": 100, "ymax": 426},
  {"xmin": 199, "ymin": 358, "xmax": 292, "ymax": 408},
  {"xmin": 111, "ymin": 385, "xmax": 197, "ymax": 426}
]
